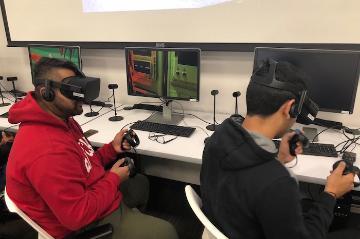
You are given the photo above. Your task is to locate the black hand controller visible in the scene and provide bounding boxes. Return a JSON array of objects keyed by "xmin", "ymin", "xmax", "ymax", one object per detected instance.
[
  {"xmin": 119, "ymin": 129, "xmax": 140, "ymax": 177},
  {"xmin": 288, "ymin": 129, "xmax": 310, "ymax": 156},
  {"xmin": 332, "ymin": 159, "xmax": 360, "ymax": 187},
  {"xmin": 120, "ymin": 157, "xmax": 136, "ymax": 177},
  {"xmin": 121, "ymin": 129, "xmax": 140, "ymax": 151},
  {"xmin": 332, "ymin": 160, "xmax": 360, "ymax": 175}
]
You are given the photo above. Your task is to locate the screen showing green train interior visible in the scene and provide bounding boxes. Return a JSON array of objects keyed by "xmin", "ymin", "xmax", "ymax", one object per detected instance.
[{"xmin": 28, "ymin": 45, "xmax": 81, "ymax": 77}]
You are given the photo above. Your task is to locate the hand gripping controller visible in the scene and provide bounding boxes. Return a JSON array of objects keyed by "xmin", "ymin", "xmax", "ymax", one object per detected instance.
[
  {"xmin": 288, "ymin": 129, "xmax": 310, "ymax": 156},
  {"xmin": 121, "ymin": 129, "xmax": 140, "ymax": 151},
  {"xmin": 332, "ymin": 159, "xmax": 360, "ymax": 187},
  {"xmin": 121, "ymin": 157, "xmax": 136, "ymax": 178},
  {"xmin": 120, "ymin": 129, "xmax": 140, "ymax": 177}
]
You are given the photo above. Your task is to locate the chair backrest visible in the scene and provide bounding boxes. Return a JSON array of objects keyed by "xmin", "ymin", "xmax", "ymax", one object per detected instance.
[
  {"xmin": 184, "ymin": 185, "xmax": 228, "ymax": 239},
  {"xmin": 4, "ymin": 187, "xmax": 54, "ymax": 239}
]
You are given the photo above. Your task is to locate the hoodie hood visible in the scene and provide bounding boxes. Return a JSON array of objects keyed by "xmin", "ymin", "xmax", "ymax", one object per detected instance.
[
  {"xmin": 8, "ymin": 92, "xmax": 69, "ymax": 130},
  {"xmin": 204, "ymin": 117, "xmax": 277, "ymax": 170}
]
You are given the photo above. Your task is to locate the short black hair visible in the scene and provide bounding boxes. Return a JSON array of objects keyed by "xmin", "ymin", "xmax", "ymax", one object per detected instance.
[
  {"xmin": 33, "ymin": 57, "xmax": 83, "ymax": 86},
  {"xmin": 246, "ymin": 60, "xmax": 308, "ymax": 117}
]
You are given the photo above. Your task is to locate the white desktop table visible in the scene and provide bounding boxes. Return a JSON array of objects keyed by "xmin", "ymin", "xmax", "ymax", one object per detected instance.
[
  {"xmin": 0, "ymin": 99, "xmax": 359, "ymax": 188},
  {"xmin": 290, "ymin": 125, "xmax": 360, "ymax": 186},
  {"xmin": 0, "ymin": 97, "xmax": 114, "ymax": 131},
  {"xmin": 81, "ymin": 106, "xmax": 228, "ymax": 183},
  {"xmin": 81, "ymin": 106, "xmax": 360, "ymax": 187}
]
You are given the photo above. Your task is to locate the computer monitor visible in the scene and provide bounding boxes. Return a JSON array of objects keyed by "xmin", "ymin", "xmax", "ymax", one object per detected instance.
[
  {"xmin": 125, "ymin": 47, "xmax": 200, "ymax": 102},
  {"xmin": 28, "ymin": 45, "xmax": 82, "ymax": 80},
  {"xmin": 253, "ymin": 47, "xmax": 360, "ymax": 114}
]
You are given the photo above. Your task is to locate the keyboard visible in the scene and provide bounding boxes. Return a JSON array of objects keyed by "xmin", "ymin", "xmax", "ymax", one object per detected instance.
[
  {"xmin": 131, "ymin": 121, "xmax": 195, "ymax": 137},
  {"xmin": 273, "ymin": 140, "xmax": 338, "ymax": 158},
  {"xmin": 132, "ymin": 103, "xmax": 163, "ymax": 112}
]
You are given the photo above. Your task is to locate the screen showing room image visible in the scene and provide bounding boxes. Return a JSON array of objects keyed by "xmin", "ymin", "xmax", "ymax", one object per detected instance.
[
  {"xmin": 126, "ymin": 48, "xmax": 200, "ymax": 101},
  {"xmin": 28, "ymin": 45, "xmax": 81, "ymax": 78}
]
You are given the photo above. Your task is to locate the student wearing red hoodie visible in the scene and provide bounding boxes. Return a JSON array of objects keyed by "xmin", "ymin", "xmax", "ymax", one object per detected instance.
[{"xmin": 5, "ymin": 58, "xmax": 178, "ymax": 239}]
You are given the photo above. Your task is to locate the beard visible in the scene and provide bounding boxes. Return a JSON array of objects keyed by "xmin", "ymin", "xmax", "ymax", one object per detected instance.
[
  {"xmin": 70, "ymin": 101, "xmax": 83, "ymax": 116},
  {"xmin": 73, "ymin": 101, "xmax": 83, "ymax": 115},
  {"xmin": 58, "ymin": 100, "xmax": 83, "ymax": 118}
]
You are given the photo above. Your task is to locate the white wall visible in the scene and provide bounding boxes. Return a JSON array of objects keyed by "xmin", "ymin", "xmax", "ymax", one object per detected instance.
[{"xmin": 1, "ymin": 11, "xmax": 359, "ymax": 128}]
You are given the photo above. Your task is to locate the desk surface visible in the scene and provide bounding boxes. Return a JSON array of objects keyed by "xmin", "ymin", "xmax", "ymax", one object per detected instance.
[
  {"xmin": 1, "ymin": 97, "xmax": 359, "ymax": 188},
  {"xmin": 82, "ymin": 107, "xmax": 227, "ymax": 164}
]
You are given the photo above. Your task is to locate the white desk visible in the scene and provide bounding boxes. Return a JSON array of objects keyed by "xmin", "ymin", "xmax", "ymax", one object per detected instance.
[
  {"xmin": 0, "ymin": 97, "xmax": 117, "ymax": 132},
  {"xmin": 0, "ymin": 95, "xmax": 18, "ymax": 131},
  {"xmin": 81, "ymin": 106, "xmax": 229, "ymax": 183},
  {"xmin": 1, "ymin": 99, "xmax": 359, "ymax": 188},
  {"xmin": 82, "ymin": 106, "xmax": 226, "ymax": 163},
  {"xmin": 83, "ymin": 109, "xmax": 360, "ymax": 187},
  {"xmin": 290, "ymin": 125, "xmax": 360, "ymax": 186}
]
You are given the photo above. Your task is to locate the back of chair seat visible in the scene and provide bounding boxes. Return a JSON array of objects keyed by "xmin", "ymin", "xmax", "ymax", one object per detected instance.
[
  {"xmin": 184, "ymin": 185, "xmax": 228, "ymax": 239},
  {"xmin": 4, "ymin": 187, "xmax": 54, "ymax": 239}
]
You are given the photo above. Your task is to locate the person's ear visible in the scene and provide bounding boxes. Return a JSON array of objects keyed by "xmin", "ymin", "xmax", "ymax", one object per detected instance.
[
  {"xmin": 40, "ymin": 83, "xmax": 55, "ymax": 102},
  {"xmin": 281, "ymin": 99, "xmax": 295, "ymax": 119},
  {"xmin": 39, "ymin": 86, "xmax": 46, "ymax": 99}
]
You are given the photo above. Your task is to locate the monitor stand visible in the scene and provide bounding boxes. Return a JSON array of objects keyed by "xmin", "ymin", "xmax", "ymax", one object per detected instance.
[{"xmin": 145, "ymin": 102, "xmax": 183, "ymax": 125}]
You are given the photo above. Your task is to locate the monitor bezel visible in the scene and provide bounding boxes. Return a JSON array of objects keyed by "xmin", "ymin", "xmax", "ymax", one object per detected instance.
[
  {"xmin": 28, "ymin": 44, "xmax": 82, "ymax": 81},
  {"xmin": 125, "ymin": 47, "xmax": 201, "ymax": 102},
  {"xmin": 253, "ymin": 47, "xmax": 360, "ymax": 114}
]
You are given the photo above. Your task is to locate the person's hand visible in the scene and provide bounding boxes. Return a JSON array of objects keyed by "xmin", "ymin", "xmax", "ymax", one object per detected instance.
[
  {"xmin": 110, "ymin": 159, "xmax": 130, "ymax": 182},
  {"xmin": 111, "ymin": 129, "xmax": 131, "ymax": 153},
  {"xmin": 0, "ymin": 131, "xmax": 14, "ymax": 145},
  {"xmin": 325, "ymin": 162, "xmax": 355, "ymax": 198},
  {"xmin": 277, "ymin": 131, "xmax": 303, "ymax": 164}
]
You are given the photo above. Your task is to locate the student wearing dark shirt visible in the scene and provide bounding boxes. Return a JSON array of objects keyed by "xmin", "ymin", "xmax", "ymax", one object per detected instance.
[{"xmin": 201, "ymin": 60, "xmax": 355, "ymax": 239}]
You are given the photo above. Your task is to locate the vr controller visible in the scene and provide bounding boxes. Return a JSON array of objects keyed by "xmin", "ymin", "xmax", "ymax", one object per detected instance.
[
  {"xmin": 121, "ymin": 129, "xmax": 140, "ymax": 150},
  {"xmin": 120, "ymin": 157, "xmax": 136, "ymax": 178},
  {"xmin": 332, "ymin": 159, "xmax": 360, "ymax": 187},
  {"xmin": 288, "ymin": 129, "xmax": 309, "ymax": 156},
  {"xmin": 120, "ymin": 129, "xmax": 140, "ymax": 177}
]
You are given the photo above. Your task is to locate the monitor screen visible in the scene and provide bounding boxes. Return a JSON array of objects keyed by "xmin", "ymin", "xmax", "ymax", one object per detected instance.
[
  {"xmin": 253, "ymin": 47, "xmax": 360, "ymax": 114},
  {"xmin": 28, "ymin": 45, "xmax": 82, "ymax": 79},
  {"xmin": 125, "ymin": 47, "xmax": 200, "ymax": 101}
]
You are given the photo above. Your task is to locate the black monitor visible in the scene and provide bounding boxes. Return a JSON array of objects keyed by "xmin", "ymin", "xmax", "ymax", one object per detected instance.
[
  {"xmin": 125, "ymin": 47, "xmax": 200, "ymax": 102},
  {"xmin": 28, "ymin": 45, "xmax": 82, "ymax": 81},
  {"xmin": 253, "ymin": 47, "xmax": 360, "ymax": 114}
]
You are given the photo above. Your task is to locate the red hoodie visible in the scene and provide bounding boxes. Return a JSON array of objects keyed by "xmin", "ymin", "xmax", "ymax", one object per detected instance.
[{"xmin": 6, "ymin": 92, "xmax": 122, "ymax": 238}]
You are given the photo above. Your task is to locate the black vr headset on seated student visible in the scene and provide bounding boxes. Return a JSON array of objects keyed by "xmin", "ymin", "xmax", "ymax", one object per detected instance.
[
  {"xmin": 250, "ymin": 59, "xmax": 319, "ymax": 124},
  {"xmin": 34, "ymin": 74, "xmax": 100, "ymax": 103}
]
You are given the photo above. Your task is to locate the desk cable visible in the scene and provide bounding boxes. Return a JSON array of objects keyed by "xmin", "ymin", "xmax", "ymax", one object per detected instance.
[
  {"xmin": 80, "ymin": 104, "xmax": 123, "ymax": 126},
  {"xmin": 310, "ymin": 125, "xmax": 340, "ymax": 143},
  {"xmin": 336, "ymin": 128, "xmax": 360, "ymax": 154},
  {"xmin": 172, "ymin": 101, "xmax": 210, "ymax": 137},
  {"xmin": 286, "ymin": 155, "xmax": 298, "ymax": 169}
]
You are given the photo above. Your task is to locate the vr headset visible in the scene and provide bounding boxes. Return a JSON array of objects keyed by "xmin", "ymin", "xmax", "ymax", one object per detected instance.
[
  {"xmin": 250, "ymin": 59, "xmax": 319, "ymax": 124},
  {"xmin": 35, "ymin": 76, "xmax": 100, "ymax": 103}
]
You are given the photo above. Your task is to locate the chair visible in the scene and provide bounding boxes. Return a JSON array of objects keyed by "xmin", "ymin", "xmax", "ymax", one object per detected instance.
[
  {"xmin": 184, "ymin": 185, "xmax": 228, "ymax": 239},
  {"xmin": 4, "ymin": 187, "xmax": 54, "ymax": 239},
  {"xmin": 4, "ymin": 188, "xmax": 113, "ymax": 239}
]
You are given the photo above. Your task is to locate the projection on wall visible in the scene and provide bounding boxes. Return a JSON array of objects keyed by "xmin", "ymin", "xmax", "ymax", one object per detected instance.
[{"xmin": 82, "ymin": 0, "xmax": 231, "ymax": 12}]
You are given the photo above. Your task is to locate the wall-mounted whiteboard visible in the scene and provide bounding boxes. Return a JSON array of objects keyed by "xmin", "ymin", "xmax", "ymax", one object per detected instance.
[{"xmin": 2, "ymin": 0, "xmax": 360, "ymax": 50}]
